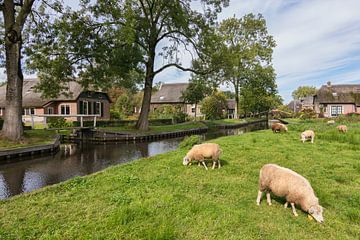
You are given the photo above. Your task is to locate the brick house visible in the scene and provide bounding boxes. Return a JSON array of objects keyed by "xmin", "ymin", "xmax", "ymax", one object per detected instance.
[
  {"xmin": 0, "ymin": 78, "xmax": 111, "ymax": 122},
  {"xmin": 314, "ymin": 82, "xmax": 360, "ymax": 117}
]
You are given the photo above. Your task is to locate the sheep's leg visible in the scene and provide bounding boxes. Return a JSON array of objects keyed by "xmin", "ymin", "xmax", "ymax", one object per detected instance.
[
  {"xmin": 198, "ymin": 162, "xmax": 201, "ymax": 167},
  {"xmin": 311, "ymin": 136, "xmax": 314, "ymax": 143},
  {"xmin": 201, "ymin": 161, "xmax": 208, "ymax": 170},
  {"xmin": 212, "ymin": 160, "xmax": 216, "ymax": 170},
  {"xmin": 256, "ymin": 190, "xmax": 263, "ymax": 205},
  {"xmin": 284, "ymin": 202, "xmax": 288, "ymax": 208},
  {"xmin": 218, "ymin": 160, "xmax": 221, "ymax": 169},
  {"xmin": 291, "ymin": 203, "xmax": 298, "ymax": 216},
  {"xmin": 266, "ymin": 192, "xmax": 272, "ymax": 206}
]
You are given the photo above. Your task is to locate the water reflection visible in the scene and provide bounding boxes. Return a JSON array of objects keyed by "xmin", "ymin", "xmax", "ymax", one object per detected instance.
[{"xmin": 0, "ymin": 121, "xmax": 267, "ymax": 199}]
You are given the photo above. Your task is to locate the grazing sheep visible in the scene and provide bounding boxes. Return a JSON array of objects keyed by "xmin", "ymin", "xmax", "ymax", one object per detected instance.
[
  {"xmin": 271, "ymin": 123, "xmax": 288, "ymax": 133},
  {"xmin": 327, "ymin": 120, "xmax": 335, "ymax": 125},
  {"xmin": 183, "ymin": 143, "xmax": 222, "ymax": 170},
  {"xmin": 301, "ymin": 130, "xmax": 315, "ymax": 143},
  {"xmin": 256, "ymin": 164, "xmax": 324, "ymax": 223},
  {"xmin": 337, "ymin": 125, "xmax": 347, "ymax": 133}
]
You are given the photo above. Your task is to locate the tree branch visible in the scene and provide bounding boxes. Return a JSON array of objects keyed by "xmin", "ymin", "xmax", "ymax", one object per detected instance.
[{"xmin": 153, "ymin": 63, "xmax": 207, "ymax": 76}]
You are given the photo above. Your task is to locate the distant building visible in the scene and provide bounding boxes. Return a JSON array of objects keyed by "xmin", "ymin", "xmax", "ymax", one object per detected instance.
[
  {"xmin": 287, "ymin": 96, "xmax": 314, "ymax": 113},
  {"xmin": 314, "ymin": 81, "xmax": 360, "ymax": 117},
  {"xmin": 0, "ymin": 78, "xmax": 111, "ymax": 121},
  {"xmin": 150, "ymin": 82, "xmax": 235, "ymax": 118}
]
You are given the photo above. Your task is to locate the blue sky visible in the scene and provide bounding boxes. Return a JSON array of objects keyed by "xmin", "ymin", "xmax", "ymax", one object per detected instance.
[{"xmin": 2, "ymin": 0, "xmax": 360, "ymax": 103}]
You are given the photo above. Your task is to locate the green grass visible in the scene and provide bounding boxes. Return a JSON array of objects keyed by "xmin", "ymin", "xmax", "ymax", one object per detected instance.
[
  {"xmin": 0, "ymin": 130, "xmax": 57, "ymax": 150},
  {"xmin": 0, "ymin": 121, "xmax": 359, "ymax": 239},
  {"xmin": 99, "ymin": 121, "xmax": 207, "ymax": 134}
]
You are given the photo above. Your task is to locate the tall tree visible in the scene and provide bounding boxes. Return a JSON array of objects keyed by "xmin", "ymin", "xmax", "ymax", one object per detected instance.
[
  {"xmin": 206, "ymin": 14, "xmax": 276, "ymax": 119},
  {"xmin": 0, "ymin": 0, "xmax": 36, "ymax": 141},
  {"xmin": 28, "ymin": 0, "xmax": 229, "ymax": 130},
  {"xmin": 181, "ymin": 77, "xmax": 211, "ymax": 120},
  {"xmin": 292, "ymin": 86, "xmax": 317, "ymax": 100}
]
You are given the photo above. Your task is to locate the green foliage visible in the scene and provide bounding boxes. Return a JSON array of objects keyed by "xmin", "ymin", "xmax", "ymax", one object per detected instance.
[
  {"xmin": 114, "ymin": 91, "xmax": 135, "ymax": 117},
  {"xmin": 151, "ymin": 105, "xmax": 187, "ymax": 123},
  {"xmin": 298, "ymin": 108, "xmax": 317, "ymax": 120},
  {"xmin": 110, "ymin": 109, "xmax": 124, "ymax": 120},
  {"xmin": 179, "ymin": 135, "xmax": 203, "ymax": 149},
  {"xmin": 200, "ymin": 92, "xmax": 227, "ymax": 120},
  {"xmin": 47, "ymin": 117, "xmax": 71, "ymax": 128},
  {"xmin": 181, "ymin": 77, "xmax": 211, "ymax": 106},
  {"xmin": 292, "ymin": 86, "xmax": 317, "ymax": 100}
]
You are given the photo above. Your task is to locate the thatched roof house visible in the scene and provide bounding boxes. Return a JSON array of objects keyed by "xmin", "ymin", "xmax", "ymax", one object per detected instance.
[
  {"xmin": 314, "ymin": 82, "xmax": 360, "ymax": 117},
  {"xmin": 151, "ymin": 83, "xmax": 189, "ymax": 104},
  {"xmin": 0, "ymin": 79, "xmax": 111, "ymax": 120}
]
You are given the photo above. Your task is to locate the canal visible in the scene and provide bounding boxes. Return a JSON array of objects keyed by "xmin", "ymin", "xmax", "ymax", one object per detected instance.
[{"xmin": 0, "ymin": 121, "xmax": 268, "ymax": 199}]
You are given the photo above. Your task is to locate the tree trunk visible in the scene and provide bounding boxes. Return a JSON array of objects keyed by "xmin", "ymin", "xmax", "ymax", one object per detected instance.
[
  {"xmin": 1, "ymin": 41, "xmax": 24, "ymax": 141},
  {"xmin": 234, "ymin": 80, "xmax": 239, "ymax": 119},
  {"xmin": 136, "ymin": 46, "xmax": 155, "ymax": 131},
  {"xmin": 194, "ymin": 102, "xmax": 197, "ymax": 120}
]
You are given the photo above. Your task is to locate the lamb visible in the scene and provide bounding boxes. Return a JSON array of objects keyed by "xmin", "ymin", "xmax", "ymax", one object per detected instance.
[
  {"xmin": 300, "ymin": 130, "xmax": 315, "ymax": 143},
  {"xmin": 271, "ymin": 123, "xmax": 288, "ymax": 133},
  {"xmin": 337, "ymin": 125, "xmax": 347, "ymax": 133},
  {"xmin": 256, "ymin": 164, "xmax": 324, "ymax": 223},
  {"xmin": 327, "ymin": 120, "xmax": 335, "ymax": 125},
  {"xmin": 183, "ymin": 143, "xmax": 222, "ymax": 170}
]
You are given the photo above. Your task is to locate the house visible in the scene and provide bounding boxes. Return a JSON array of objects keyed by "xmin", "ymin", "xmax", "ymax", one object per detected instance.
[
  {"xmin": 287, "ymin": 96, "xmax": 314, "ymax": 113},
  {"xmin": 150, "ymin": 82, "xmax": 236, "ymax": 118},
  {"xmin": 0, "ymin": 78, "xmax": 111, "ymax": 121},
  {"xmin": 150, "ymin": 83, "xmax": 203, "ymax": 117},
  {"xmin": 314, "ymin": 82, "xmax": 360, "ymax": 117}
]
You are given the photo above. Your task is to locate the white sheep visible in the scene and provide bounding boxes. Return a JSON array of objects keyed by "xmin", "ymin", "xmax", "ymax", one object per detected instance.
[
  {"xmin": 327, "ymin": 120, "xmax": 335, "ymax": 125},
  {"xmin": 337, "ymin": 125, "xmax": 347, "ymax": 133},
  {"xmin": 256, "ymin": 164, "xmax": 324, "ymax": 223},
  {"xmin": 183, "ymin": 143, "xmax": 222, "ymax": 170},
  {"xmin": 301, "ymin": 130, "xmax": 315, "ymax": 143}
]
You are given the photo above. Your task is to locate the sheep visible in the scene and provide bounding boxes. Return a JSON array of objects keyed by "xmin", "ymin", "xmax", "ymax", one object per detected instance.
[
  {"xmin": 300, "ymin": 130, "xmax": 315, "ymax": 143},
  {"xmin": 271, "ymin": 123, "xmax": 288, "ymax": 133},
  {"xmin": 337, "ymin": 125, "xmax": 347, "ymax": 133},
  {"xmin": 183, "ymin": 143, "xmax": 222, "ymax": 170},
  {"xmin": 256, "ymin": 164, "xmax": 324, "ymax": 223},
  {"xmin": 327, "ymin": 120, "xmax": 335, "ymax": 125}
]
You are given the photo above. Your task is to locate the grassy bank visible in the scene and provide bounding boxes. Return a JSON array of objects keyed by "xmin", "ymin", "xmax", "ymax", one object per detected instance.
[
  {"xmin": 0, "ymin": 130, "xmax": 56, "ymax": 151},
  {"xmin": 99, "ymin": 121, "xmax": 207, "ymax": 134},
  {"xmin": 0, "ymin": 121, "xmax": 359, "ymax": 239}
]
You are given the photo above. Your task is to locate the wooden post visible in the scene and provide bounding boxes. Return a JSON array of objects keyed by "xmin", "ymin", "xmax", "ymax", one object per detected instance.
[
  {"xmin": 94, "ymin": 116, "xmax": 97, "ymax": 128},
  {"xmin": 80, "ymin": 116, "xmax": 83, "ymax": 128},
  {"xmin": 31, "ymin": 115, "xmax": 34, "ymax": 129},
  {"xmin": 43, "ymin": 116, "xmax": 47, "ymax": 129}
]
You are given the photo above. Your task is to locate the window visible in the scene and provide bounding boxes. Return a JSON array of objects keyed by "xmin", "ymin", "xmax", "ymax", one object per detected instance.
[
  {"xmin": 95, "ymin": 102, "xmax": 101, "ymax": 115},
  {"xmin": 47, "ymin": 107, "xmax": 54, "ymax": 114},
  {"xmin": 60, "ymin": 105, "xmax": 70, "ymax": 115},
  {"xmin": 331, "ymin": 106, "xmax": 342, "ymax": 117},
  {"xmin": 82, "ymin": 101, "xmax": 88, "ymax": 115},
  {"xmin": 23, "ymin": 108, "xmax": 35, "ymax": 115},
  {"xmin": 191, "ymin": 105, "xmax": 196, "ymax": 113}
]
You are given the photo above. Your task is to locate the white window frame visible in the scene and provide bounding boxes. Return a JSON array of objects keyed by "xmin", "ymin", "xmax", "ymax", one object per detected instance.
[
  {"xmin": 47, "ymin": 107, "xmax": 54, "ymax": 114},
  {"xmin": 95, "ymin": 101, "xmax": 101, "ymax": 115},
  {"xmin": 191, "ymin": 104, "xmax": 196, "ymax": 113},
  {"xmin": 23, "ymin": 108, "xmax": 35, "ymax": 116},
  {"xmin": 83, "ymin": 101, "xmax": 88, "ymax": 115},
  {"xmin": 60, "ymin": 104, "xmax": 71, "ymax": 115},
  {"xmin": 331, "ymin": 105, "xmax": 342, "ymax": 117},
  {"xmin": 0, "ymin": 108, "xmax": 3, "ymax": 116}
]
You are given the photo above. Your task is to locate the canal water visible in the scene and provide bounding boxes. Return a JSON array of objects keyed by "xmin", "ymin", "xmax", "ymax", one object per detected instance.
[{"xmin": 0, "ymin": 121, "xmax": 268, "ymax": 199}]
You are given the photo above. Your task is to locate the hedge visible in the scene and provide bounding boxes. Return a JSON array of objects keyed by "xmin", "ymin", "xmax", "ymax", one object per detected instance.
[{"xmin": 72, "ymin": 118, "xmax": 173, "ymax": 127}]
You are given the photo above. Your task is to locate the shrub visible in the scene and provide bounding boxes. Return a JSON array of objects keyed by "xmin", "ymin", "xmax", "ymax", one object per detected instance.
[
  {"xmin": 298, "ymin": 108, "xmax": 316, "ymax": 120},
  {"xmin": 47, "ymin": 117, "xmax": 71, "ymax": 128},
  {"xmin": 200, "ymin": 92, "xmax": 227, "ymax": 120},
  {"xmin": 151, "ymin": 105, "xmax": 188, "ymax": 123},
  {"xmin": 179, "ymin": 135, "xmax": 202, "ymax": 149},
  {"xmin": 110, "ymin": 109, "xmax": 123, "ymax": 120}
]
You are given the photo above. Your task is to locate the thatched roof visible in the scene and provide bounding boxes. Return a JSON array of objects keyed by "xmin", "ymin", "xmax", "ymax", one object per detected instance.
[
  {"xmin": 315, "ymin": 84, "xmax": 360, "ymax": 105},
  {"xmin": 0, "ymin": 79, "xmax": 86, "ymax": 108},
  {"xmin": 151, "ymin": 83, "xmax": 189, "ymax": 103}
]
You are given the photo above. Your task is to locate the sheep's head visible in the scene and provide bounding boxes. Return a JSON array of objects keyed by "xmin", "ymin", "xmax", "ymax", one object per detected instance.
[
  {"xmin": 300, "ymin": 133, "xmax": 306, "ymax": 141},
  {"xmin": 309, "ymin": 205, "xmax": 324, "ymax": 223},
  {"xmin": 284, "ymin": 125, "xmax": 288, "ymax": 132},
  {"xmin": 183, "ymin": 156, "xmax": 190, "ymax": 166}
]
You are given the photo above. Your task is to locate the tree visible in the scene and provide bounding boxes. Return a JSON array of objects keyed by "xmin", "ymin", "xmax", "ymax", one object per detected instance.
[
  {"xmin": 28, "ymin": 0, "xmax": 229, "ymax": 131},
  {"xmin": 202, "ymin": 14, "xmax": 276, "ymax": 119},
  {"xmin": 200, "ymin": 91, "xmax": 227, "ymax": 120},
  {"xmin": 181, "ymin": 77, "xmax": 211, "ymax": 120},
  {"xmin": 292, "ymin": 86, "xmax": 317, "ymax": 100},
  {"xmin": 0, "ymin": 0, "xmax": 36, "ymax": 141}
]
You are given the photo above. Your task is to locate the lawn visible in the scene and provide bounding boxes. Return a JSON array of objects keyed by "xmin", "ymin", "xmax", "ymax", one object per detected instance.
[
  {"xmin": 99, "ymin": 121, "xmax": 207, "ymax": 134},
  {"xmin": 0, "ymin": 120, "xmax": 359, "ymax": 239},
  {"xmin": 0, "ymin": 130, "xmax": 57, "ymax": 150}
]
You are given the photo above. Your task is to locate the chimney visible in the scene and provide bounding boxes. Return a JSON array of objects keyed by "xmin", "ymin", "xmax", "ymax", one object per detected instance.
[{"xmin": 327, "ymin": 81, "xmax": 331, "ymax": 87}]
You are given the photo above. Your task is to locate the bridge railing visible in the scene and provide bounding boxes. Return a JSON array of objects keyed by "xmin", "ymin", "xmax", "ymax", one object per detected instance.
[{"xmin": 28, "ymin": 114, "xmax": 101, "ymax": 129}]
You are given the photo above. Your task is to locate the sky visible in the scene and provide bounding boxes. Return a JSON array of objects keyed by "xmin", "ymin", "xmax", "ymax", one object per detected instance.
[{"xmin": 2, "ymin": 0, "xmax": 360, "ymax": 103}]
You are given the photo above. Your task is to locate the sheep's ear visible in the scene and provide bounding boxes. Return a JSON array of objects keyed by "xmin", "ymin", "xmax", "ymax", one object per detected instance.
[{"xmin": 309, "ymin": 207, "xmax": 314, "ymax": 214}]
